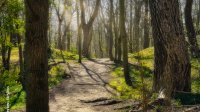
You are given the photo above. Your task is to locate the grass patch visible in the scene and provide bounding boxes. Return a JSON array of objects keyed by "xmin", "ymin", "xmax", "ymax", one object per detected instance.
[
  {"xmin": 110, "ymin": 65, "xmax": 152, "ymax": 100},
  {"xmin": 48, "ymin": 65, "xmax": 65, "ymax": 88},
  {"xmin": 0, "ymin": 47, "xmax": 77, "ymax": 111},
  {"xmin": 110, "ymin": 47, "xmax": 200, "ymax": 103},
  {"xmin": 51, "ymin": 49, "xmax": 79, "ymax": 60},
  {"xmin": 0, "ymin": 68, "xmax": 25, "ymax": 111}
]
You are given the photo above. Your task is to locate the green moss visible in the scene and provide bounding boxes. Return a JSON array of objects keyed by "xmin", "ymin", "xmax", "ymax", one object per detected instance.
[
  {"xmin": 51, "ymin": 49, "xmax": 79, "ymax": 60},
  {"xmin": 111, "ymin": 47, "xmax": 200, "ymax": 101},
  {"xmin": 129, "ymin": 48, "xmax": 154, "ymax": 70},
  {"xmin": 48, "ymin": 65, "xmax": 65, "ymax": 87},
  {"xmin": 110, "ymin": 64, "xmax": 153, "ymax": 100},
  {"xmin": 112, "ymin": 67, "xmax": 123, "ymax": 77},
  {"xmin": 11, "ymin": 47, "xmax": 19, "ymax": 62},
  {"xmin": 129, "ymin": 47, "xmax": 154, "ymax": 59}
]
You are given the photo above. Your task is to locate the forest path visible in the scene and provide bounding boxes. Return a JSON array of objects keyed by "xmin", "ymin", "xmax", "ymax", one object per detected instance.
[{"xmin": 49, "ymin": 58, "xmax": 131, "ymax": 112}]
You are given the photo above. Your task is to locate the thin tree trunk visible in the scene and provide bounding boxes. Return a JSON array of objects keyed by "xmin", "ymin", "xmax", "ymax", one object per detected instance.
[
  {"xmin": 129, "ymin": 0, "xmax": 133, "ymax": 52},
  {"xmin": 108, "ymin": 0, "xmax": 114, "ymax": 61},
  {"xmin": 1, "ymin": 34, "xmax": 11, "ymax": 71},
  {"xmin": 114, "ymin": 8, "xmax": 119, "ymax": 62},
  {"xmin": 120, "ymin": 0, "xmax": 132, "ymax": 86},
  {"xmin": 76, "ymin": 0, "xmax": 82, "ymax": 63},
  {"xmin": 143, "ymin": 0, "xmax": 150, "ymax": 49},
  {"xmin": 133, "ymin": 0, "xmax": 143, "ymax": 52},
  {"xmin": 57, "ymin": 20, "xmax": 63, "ymax": 50},
  {"xmin": 16, "ymin": 33, "xmax": 25, "ymax": 89},
  {"xmin": 67, "ymin": 26, "xmax": 71, "ymax": 51},
  {"xmin": 185, "ymin": 0, "xmax": 200, "ymax": 58}
]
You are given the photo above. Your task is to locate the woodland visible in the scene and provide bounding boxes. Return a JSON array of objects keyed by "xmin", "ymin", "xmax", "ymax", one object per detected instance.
[{"xmin": 0, "ymin": 0, "xmax": 200, "ymax": 112}]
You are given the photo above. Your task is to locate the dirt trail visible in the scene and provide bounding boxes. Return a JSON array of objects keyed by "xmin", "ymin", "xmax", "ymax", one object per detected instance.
[{"xmin": 49, "ymin": 58, "xmax": 131, "ymax": 112}]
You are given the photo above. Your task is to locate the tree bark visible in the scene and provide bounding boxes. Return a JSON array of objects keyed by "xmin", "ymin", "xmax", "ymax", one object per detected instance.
[
  {"xmin": 24, "ymin": 0, "xmax": 49, "ymax": 111},
  {"xmin": 120, "ymin": 0, "xmax": 132, "ymax": 86},
  {"xmin": 129, "ymin": 0, "xmax": 133, "ymax": 52},
  {"xmin": 80, "ymin": 0, "xmax": 101, "ymax": 58},
  {"xmin": 108, "ymin": 0, "xmax": 114, "ymax": 61},
  {"xmin": 57, "ymin": 20, "xmax": 63, "ymax": 50},
  {"xmin": 143, "ymin": 0, "xmax": 150, "ymax": 49},
  {"xmin": 16, "ymin": 33, "xmax": 25, "ymax": 89},
  {"xmin": 150, "ymin": 0, "xmax": 191, "ymax": 101},
  {"xmin": 76, "ymin": 0, "xmax": 82, "ymax": 63},
  {"xmin": 185, "ymin": 0, "xmax": 200, "ymax": 58},
  {"xmin": 197, "ymin": 0, "xmax": 200, "ymax": 28},
  {"xmin": 149, "ymin": 0, "xmax": 191, "ymax": 99},
  {"xmin": 1, "ymin": 34, "xmax": 11, "ymax": 71},
  {"xmin": 133, "ymin": 0, "xmax": 143, "ymax": 52}
]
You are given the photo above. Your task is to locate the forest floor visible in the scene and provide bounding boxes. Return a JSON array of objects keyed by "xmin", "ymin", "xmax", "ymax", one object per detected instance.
[
  {"xmin": 9, "ymin": 48, "xmax": 200, "ymax": 112},
  {"xmin": 49, "ymin": 58, "xmax": 133, "ymax": 112}
]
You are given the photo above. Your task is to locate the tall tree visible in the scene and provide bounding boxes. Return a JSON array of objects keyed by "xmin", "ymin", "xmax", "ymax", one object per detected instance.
[
  {"xmin": 76, "ymin": 0, "xmax": 82, "ymax": 63},
  {"xmin": 120, "ymin": 0, "xmax": 132, "ymax": 86},
  {"xmin": 80, "ymin": 0, "xmax": 101, "ymax": 58},
  {"xmin": 150, "ymin": 0, "xmax": 191, "ymax": 102},
  {"xmin": 24, "ymin": 0, "xmax": 49, "ymax": 111},
  {"xmin": 54, "ymin": 0, "xmax": 66, "ymax": 50},
  {"xmin": 113, "ymin": 3, "xmax": 120, "ymax": 62},
  {"xmin": 129, "ymin": 0, "xmax": 133, "ymax": 52},
  {"xmin": 143, "ymin": 0, "xmax": 150, "ymax": 49},
  {"xmin": 185, "ymin": 0, "xmax": 200, "ymax": 58},
  {"xmin": 133, "ymin": 0, "xmax": 143, "ymax": 52},
  {"xmin": 108, "ymin": 0, "xmax": 114, "ymax": 61},
  {"xmin": 196, "ymin": 0, "xmax": 200, "ymax": 28}
]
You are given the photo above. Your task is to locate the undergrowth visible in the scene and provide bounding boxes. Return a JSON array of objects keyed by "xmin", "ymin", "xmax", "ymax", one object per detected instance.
[
  {"xmin": 109, "ymin": 47, "xmax": 200, "ymax": 105},
  {"xmin": 0, "ymin": 47, "xmax": 76, "ymax": 111}
]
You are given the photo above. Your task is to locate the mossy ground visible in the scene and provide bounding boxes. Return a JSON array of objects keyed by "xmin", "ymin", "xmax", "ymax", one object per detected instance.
[
  {"xmin": 1, "ymin": 47, "xmax": 200, "ymax": 110},
  {"xmin": 110, "ymin": 47, "xmax": 200, "ymax": 104}
]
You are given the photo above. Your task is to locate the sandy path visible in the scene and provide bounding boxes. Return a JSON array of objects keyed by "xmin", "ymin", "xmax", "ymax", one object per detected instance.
[{"xmin": 49, "ymin": 58, "xmax": 126, "ymax": 112}]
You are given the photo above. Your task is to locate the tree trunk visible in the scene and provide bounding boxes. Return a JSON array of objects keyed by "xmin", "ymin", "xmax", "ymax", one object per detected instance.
[
  {"xmin": 1, "ymin": 34, "xmax": 11, "ymax": 71},
  {"xmin": 62, "ymin": 23, "xmax": 71, "ymax": 51},
  {"xmin": 185, "ymin": 0, "xmax": 200, "ymax": 58},
  {"xmin": 143, "ymin": 0, "xmax": 150, "ymax": 49},
  {"xmin": 129, "ymin": 0, "xmax": 133, "ymax": 52},
  {"xmin": 197, "ymin": 0, "xmax": 200, "ymax": 28},
  {"xmin": 80, "ymin": 0, "xmax": 100, "ymax": 58},
  {"xmin": 57, "ymin": 20, "xmax": 63, "ymax": 50},
  {"xmin": 62, "ymin": 24, "xmax": 67, "ymax": 51},
  {"xmin": 16, "ymin": 33, "xmax": 25, "ymax": 89},
  {"xmin": 108, "ymin": 0, "xmax": 114, "ymax": 61},
  {"xmin": 76, "ymin": 0, "xmax": 82, "ymax": 63},
  {"xmin": 133, "ymin": 0, "xmax": 143, "ymax": 52},
  {"xmin": 120, "ymin": 0, "xmax": 132, "ymax": 86},
  {"xmin": 150, "ymin": 0, "xmax": 191, "ymax": 101},
  {"xmin": 24, "ymin": 0, "xmax": 49, "ymax": 111},
  {"xmin": 98, "ymin": 25, "xmax": 104, "ymax": 58},
  {"xmin": 114, "ymin": 8, "xmax": 119, "ymax": 62},
  {"xmin": 82, "ymin": 26, "xmax": 91, "ymax": 57},
  {"xmin": 67, "ymin": 26, "xmax": 71, "ymax": 51}
]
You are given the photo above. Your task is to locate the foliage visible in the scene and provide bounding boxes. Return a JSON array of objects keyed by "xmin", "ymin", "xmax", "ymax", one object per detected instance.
[
  {"xmin": 129, "ymin": 47, "xmax": 154, "ymax": 69},
  {"xmin": 0, "ymin": 46, "xmax": 76, "ymax": 110},
  {"xmin": 0, "ymin": 0, "xmax": 24, "ymax": 34},
  {"xmin": 51, "ymin": 49, "xmax": 79, "ymax": 60},
  {"xmin": 109, "ymin": 65, "xmax": 152, "ymax": 100},
  {"xmin": 111, "ymin": 47, "xmax": 200, "ymax": 105},
  {"xmin": 129, "ymin": 47, "xmax": 154, "ymax": 59},
  {"xmin": 48, "ymin": 65, "xmax": 65, "ymax": 87},
  {"xmin": 0, "ymin": 67, "xmax": 25, "ymax": 111}
]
